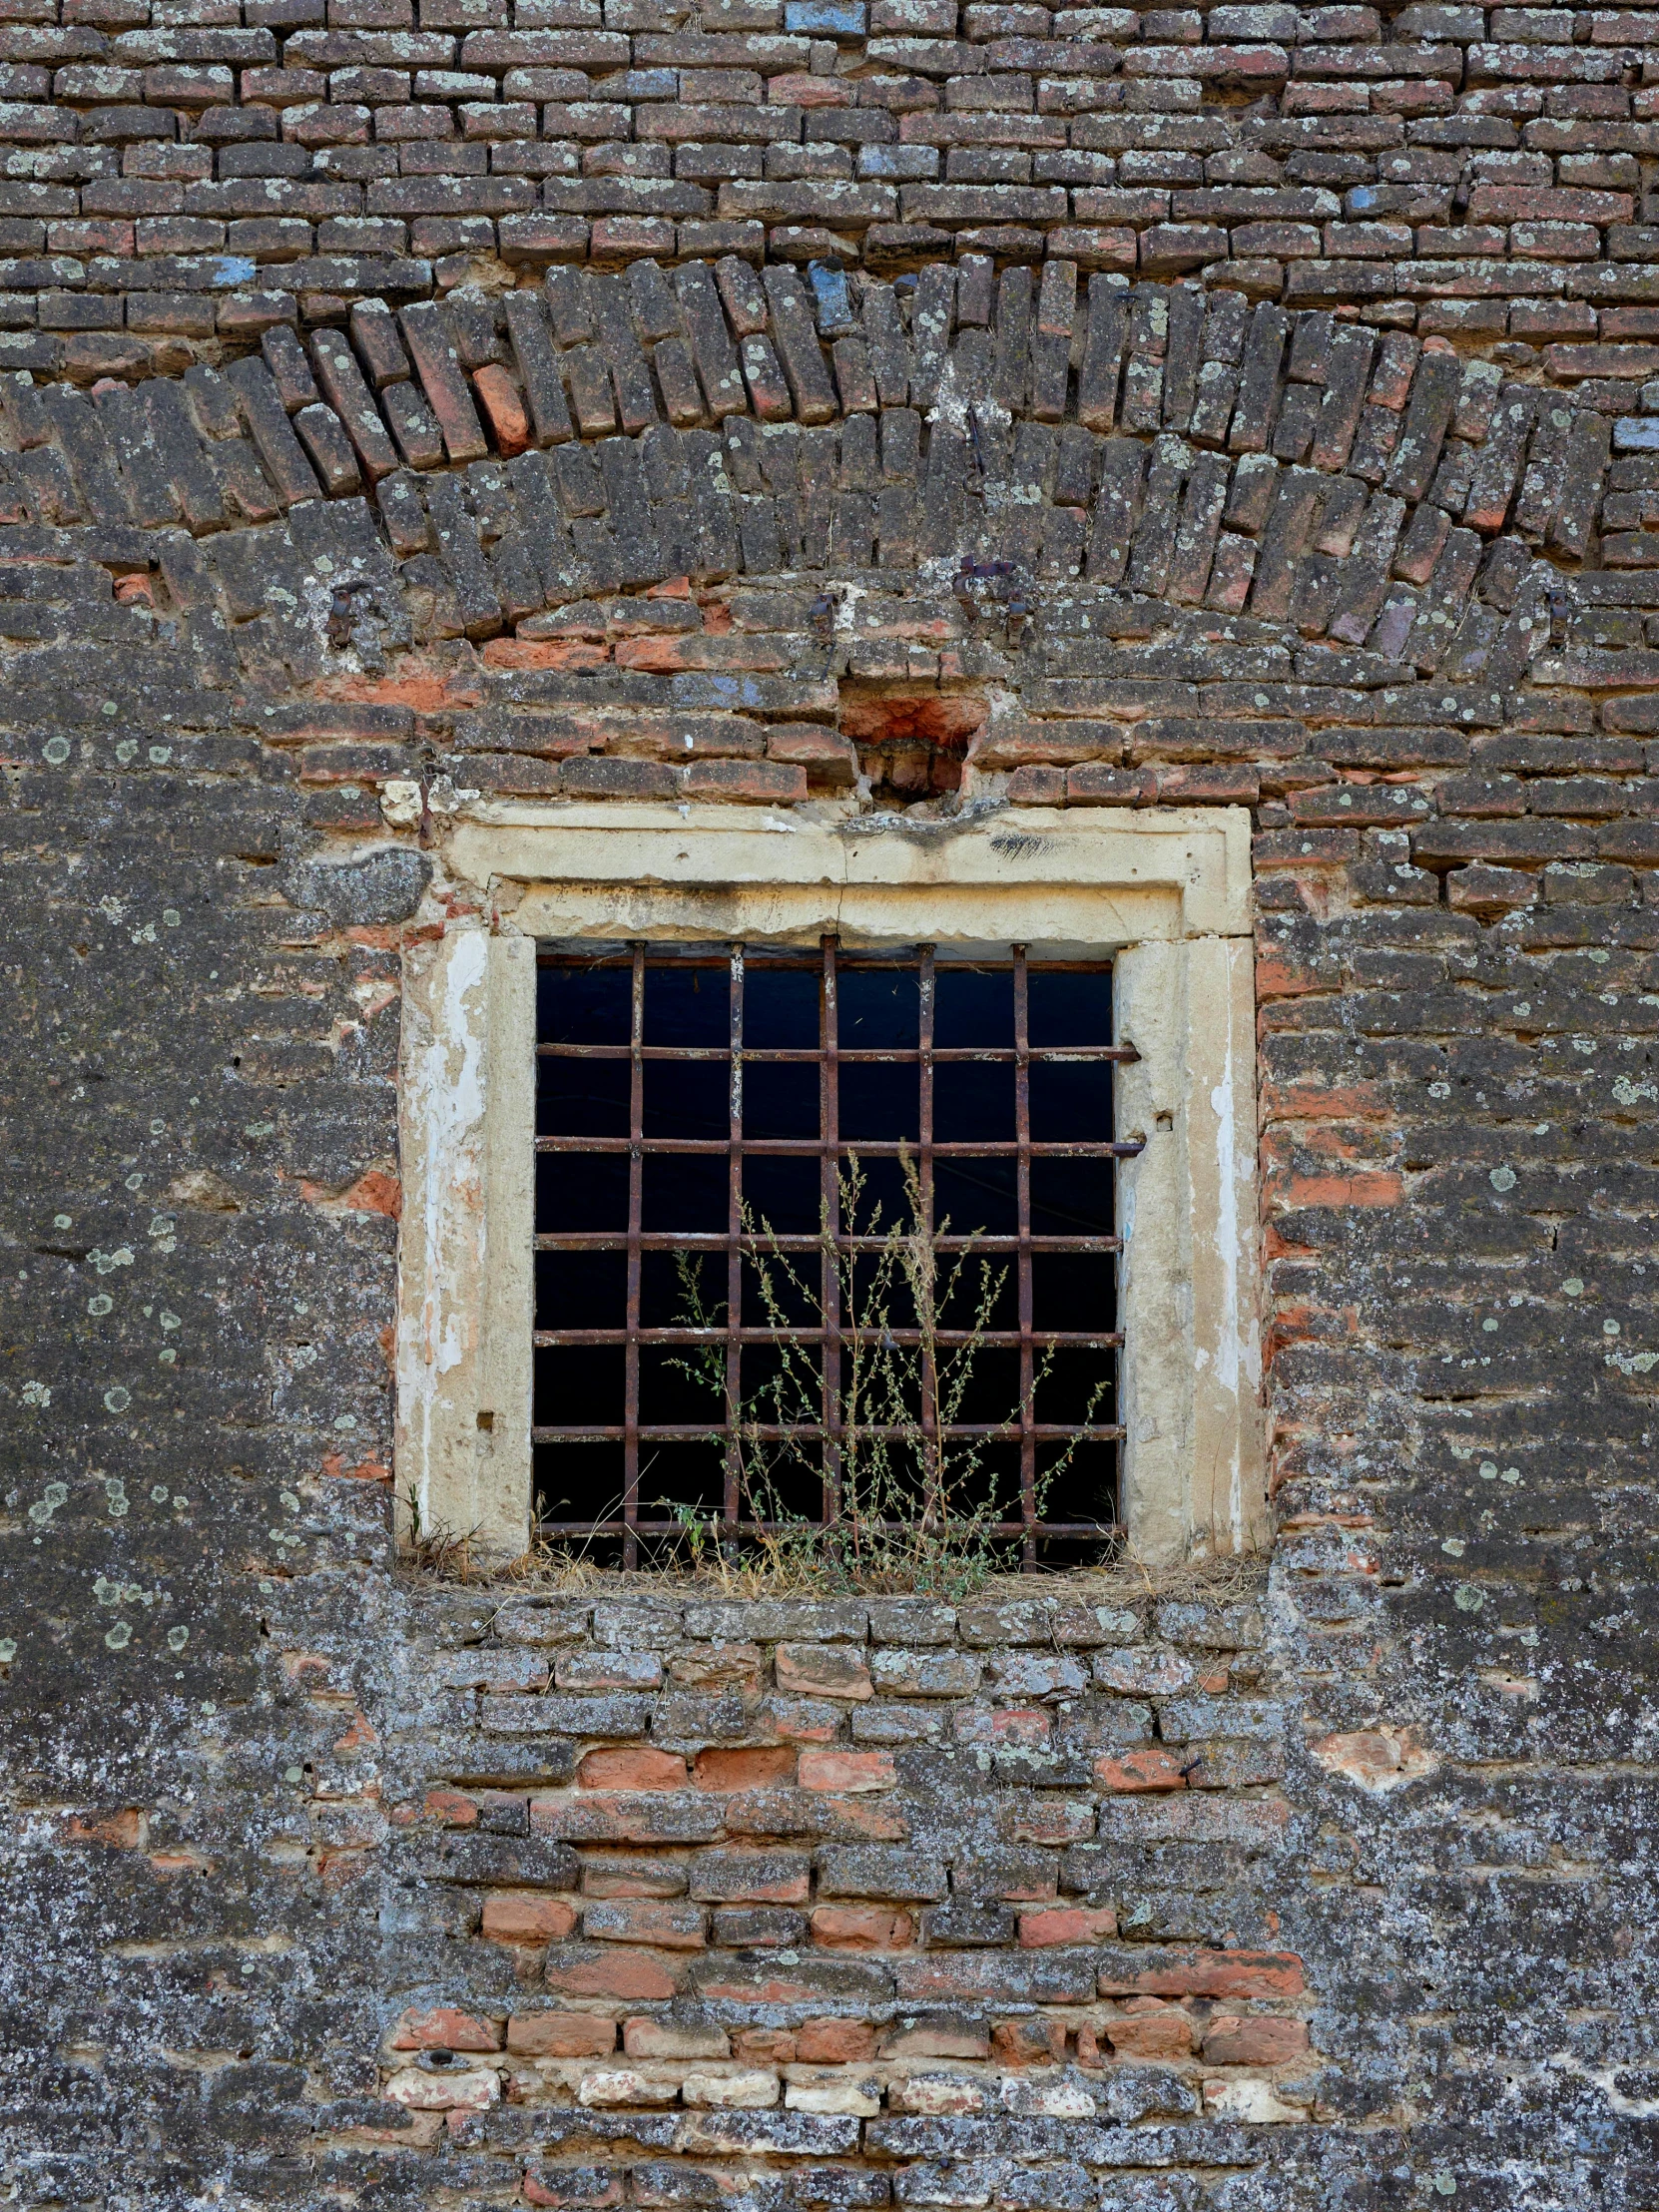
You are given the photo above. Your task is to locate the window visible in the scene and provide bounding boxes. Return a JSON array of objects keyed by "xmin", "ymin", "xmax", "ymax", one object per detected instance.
[
  {"xmin": 532, "ymin": 940, "xmax": 1136, "ymax": 1566},
  {"xmin": 395, "ymin": 803, "xmax": 1263, "ymax": 1567}
]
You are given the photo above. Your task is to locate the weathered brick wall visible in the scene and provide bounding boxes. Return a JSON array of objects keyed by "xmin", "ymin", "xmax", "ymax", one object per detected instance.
[
  {"xmin": 376, "ymin": 1590, "xmax": 1304, "ymax": 2176},
  {"xmin": 5, "ymin": 3, "xmax": 1659, "ymax": 2207}
]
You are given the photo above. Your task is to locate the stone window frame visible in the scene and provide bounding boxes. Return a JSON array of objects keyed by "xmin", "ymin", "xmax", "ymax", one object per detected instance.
[{"xmin": 395, "ymin": 802, "xmax": 1265, "ymax": 1569}]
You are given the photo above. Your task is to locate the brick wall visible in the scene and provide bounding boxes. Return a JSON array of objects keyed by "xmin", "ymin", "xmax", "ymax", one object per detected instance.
[
  {"xmin": 4, "ymin": 3, "xmax": 1659, "ymax": 2207},
  {"xmin": 376, "ymin": 1589, "xmax": 1308, "ymax": 2181}
]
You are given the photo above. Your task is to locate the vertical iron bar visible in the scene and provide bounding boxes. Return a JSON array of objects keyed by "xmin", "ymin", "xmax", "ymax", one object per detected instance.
[
  {"xmin": 917, "ymin": 946, "xmax": 938, "ymax": 1515},
  {"xmin": 725, "ymin": 943, "xmax": 744, "ymax": 1535},
  {"xmin": 1013, "ymin": 944, "xmax": 1035, "ymax": 1563},
  {"xmin": 1109, "ymin": 959, "xmax": 1123, "ymax": 1535},
  {"xmin": 820, "ymin": 934, "xmax": 840, "ymax": 1524},
  {"xmin": 623, "ymin": 942, "xmax": 645, "ymax": 1569}
]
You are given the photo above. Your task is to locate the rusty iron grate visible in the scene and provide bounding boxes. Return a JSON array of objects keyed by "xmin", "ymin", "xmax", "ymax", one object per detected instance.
[{"xmin": 532, "ymin": 939, "xmax": 1138, "ymax": 1567}]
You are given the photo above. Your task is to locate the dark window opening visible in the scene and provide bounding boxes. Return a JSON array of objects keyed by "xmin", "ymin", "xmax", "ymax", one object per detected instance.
[{"xmin": 533, "ymin": 938, "xmax": 1136, "ymax": 1568}]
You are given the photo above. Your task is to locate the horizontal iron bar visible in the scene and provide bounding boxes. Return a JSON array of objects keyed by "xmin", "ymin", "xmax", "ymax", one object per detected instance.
[
  {"xmin": 535, "ymin": 1136, "xmax": 1143, "ymax": 1158},
  {"xmin": 539, "ymin": 949, "xmax": 1116, "ymax": 974},
  {"xmin": 535, "ymin": 1232, "xmax": 1122, "ymax": 1251},
  {"xmin": 539, "ymin": 1044, "xmax": 1136, "ymax": 1063},
  {"xmin": 534, "ymin": 1328, "xmax": 1124, "ymax": 1348},
  {"xmin": 532, "ymin": 1422, "xmax": 1124, "ymax": 1441},
  {"xmin": 535, "ymin": 1518, "xmax": 1124, "ymax": 1539}
]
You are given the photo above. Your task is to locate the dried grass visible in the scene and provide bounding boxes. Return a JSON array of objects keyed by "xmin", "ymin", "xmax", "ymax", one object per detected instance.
[
  {"xmin": 400, "ymin": 1160, "xmax": 1269, "ymax": 1606},
  {"xmin": 400, "ymin": 1524, "xmax": 1267, "ymax": 1605}
]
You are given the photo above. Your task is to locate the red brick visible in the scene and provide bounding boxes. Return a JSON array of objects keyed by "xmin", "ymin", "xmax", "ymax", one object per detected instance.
[
  {"xmin": 799, "ymin": 1751, "xmax": 895, "ymax": 1794},
  {"xmin": 769, "ymin": 71, "xmax": 847, "ymax": 105},
  {"xmin": 668, "ymin": 1644, "xmax": 764, "ymax": 1691},
  {"xmin": 765, "ymin": 726, "xmax": 857, "ymax": 785},
  {"xmin": 951, "ymin": 1707, "xmax": 1051, "ymax": 1748},
  {"xmin": 582, "ymin": 1860, "xmax": 689, "ymax": 1900},
  {"xmin": 769, "ymin": 1699, "xmax": 842, "ymax": 1745},
  {"xmin": 1272, "ymin": 1172, "xmax": 1402, "ymax": 1210},
  {"xmin": 578, "ymin": 1747, "xmax": 689, "ymax": 1793},
  {"xmin": 696, "ymin": 1963, "xmax": 883, "ymax": 2009},
  {"xmin": 1017, "ymin": 1906, "xmax": 1119, "ymax": 1947},
  {"xmin": 480, "ymin": 1894, "xmax": 577, "ymax": 1945},
  {"xmin": 1105, "ymin": 2005, "xmax": 1194, "ymax": 2058},
  {"xmin": 611, "ymin": 637, "xmax": 709, "ymax": 672},
  {"xmin": 689, "ymin": 1848, "xmax": 811, "ymax": 1905},
  {"xmin": 693, "ymin": 1746, "xmax": 798, "ymax": 1791},
  {"xmin": 591, "ymin": 215, "xmax": 675, "ymax": 257},
  {"xmin": 397, "ymin": 305, "xmax": 487, "ymax": 460},
  {"xmin": 563, "ymin": 756, "xmax": 683, "ymax": 800},
  {"xmin": 1067, "ymin": 764, "xmax": 1156, "ymax": 806},
  {"xmin": 1099, "ymin": 1948, "xmax": 1306, "ymax": 2000},
  {"xmin": 796, "ymin": 2017, "xmax": 878, "ymax": 2062},
  {"xmin": 810, "ymin": 1905, "xmax": 913, "ymax": 1949},
  {"xmin": 731, "ymin": 2027, "xmax": 798, "ymax": 2062},
  {"xmin": 972, "ymin": 729, "xmax": 1116, "ymax": 771},
  {"xmin": 480, "ymin": 637, "xmax": 610, "ymax": 672},
  {"xmin": 61, "ymin": 1809, "xmax": 143, "ymax": 1848},
  {"xmin": 392, "ymin": 2007, "xmax": 502, "ymax": 2051},
  {"xmin": 680, "ymin": 759, "xmax": 809, "ymax": 804},
  {"xmin": 1469, "ymin": 186, "xmax": 1633, "ymax": 224},
  {"xmin": 1010, "ymin": 1800, "xmax": 1097, "ymax": 1845},
  {"xmin": 880, "ymin": 2018, "xmax": 992, "ymax": 2058},
  {"xmin": 339, "ymin": 1168, "xmax": 400, "ymax": 1217},
  {"xmin": 1048, "ymin": 223, "xmax": 1137, "ymax": 270},
  {"xmin": 720, "ymin": 1786, "xmax": 908, "ymax": 1842},
  {"xmin": 472, "ymin": 361, "xmax": 531, "ymax": 455},
  {"xmin": 543, "ymin": 1949, "xmax": 682, "ymax": 2002},
  {"xmin": 531, "ymin": 1791, "xmax": 725, "ymax": 1845},
  {"xmin": 622, "ymin": 2017, "xmax": 730, "ymax": 2058},
  {"xmin": 1203, "ymin": 2014, "xmax": 1311, "ymax": 2066},
  {"xmin": 1544, "ymin": 341, "xmax": 1659, "ymax": 380},
  {"xmin": 583, "ymin": 1898, "xmax": 706, "ymax": 1950},
  {"xmin": 51, "ymin": 219, "xmax": 134, "ymax": 256},
  {"xmin": 1256, "ymin": 953, "xmax": 1329, "ymax": 998},
  {"xmin": 1093, "ymin": 1748, "xmax": 1188, "ymax": 1793},
  {"xmin": 506, "ymin": 2013, "xmax": 618, "ymax": 2057},
  {"xmin": 1006, "ymin": 765, "xmax": 1067, "ymax": 804},
  {"xmin": 1153, "ymin": 764, "xmax": 1260, "ymax": 806},
  {"xmin": 991, "ymin": 2016, "xmax": 1068, "ymax": 2065}
]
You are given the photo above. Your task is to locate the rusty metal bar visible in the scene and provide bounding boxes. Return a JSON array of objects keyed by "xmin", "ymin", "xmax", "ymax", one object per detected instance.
[
  {"xmin": 535, "ymin": 1136, "xmax": 1141, "ymax": 1158},
  {"xmin": 540, "ymin": 948, "xmax": 1116, "ymax": 961},
  {"xmin": 539, "ymin": 1328, "xmax": 1124, "ymax": 1348},
  {"xmin": 535, "ymin": 1422, "xmax": 1124, "ymax": 1442},
  {"xmin": 916, "ymin": 944, "xmax": 938, "ymax": 1509},
  {"xmin": 540, "ymin": 1518, "xmax": 1123, "ymax": 1539},
  {"xmin": 537, "ymin": 1232, "xmax": 1126, "ymax": 1252},
  {"xmin": 1013, "ymin": 943, "xmax": 1035, "ymax": 1564},
  {"xmin": 622, "ymin": 941, "xmax": 645, "ymax": 1569},
  {"xmin": 820, "ymin": 932, "xmax": 840, "ymax": 1524},
  {"xmin": 538, "ymin": 1044, "xmax": 1137, "ymax": 1064},
  {"xmin": 726, "ymin": 942, "xmax": 744, "ymax": 1532}
]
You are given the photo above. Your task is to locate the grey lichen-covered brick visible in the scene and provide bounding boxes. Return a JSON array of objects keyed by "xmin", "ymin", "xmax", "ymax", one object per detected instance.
[{"xmin": 4, "ymin": 4, "xmax": 1659, "ymax": 2204}]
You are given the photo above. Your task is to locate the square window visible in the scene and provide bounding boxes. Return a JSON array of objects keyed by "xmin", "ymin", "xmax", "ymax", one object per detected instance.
[
  {"xmin": 396, "ymin": 806, "xmax": 1263, "ymax": 1567},
  {"xmin": 529, "ymin": 943, "xmax": 1132, "ymax": 1566}
]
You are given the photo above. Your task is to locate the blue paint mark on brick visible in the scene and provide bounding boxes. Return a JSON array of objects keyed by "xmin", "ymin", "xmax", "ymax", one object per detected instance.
[
  {"xmin": 784, "ymin": 0, "xmax": 866, "ymax": 31},
  {"xmin": 808, "ymin": 259, "xmax": 854, "ymax": 335}
]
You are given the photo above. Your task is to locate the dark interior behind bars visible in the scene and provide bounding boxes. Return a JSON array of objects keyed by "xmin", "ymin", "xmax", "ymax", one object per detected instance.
[{"xmin": 531, "ymin": 940, "xmax": 1135, "ymax": 1566}]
